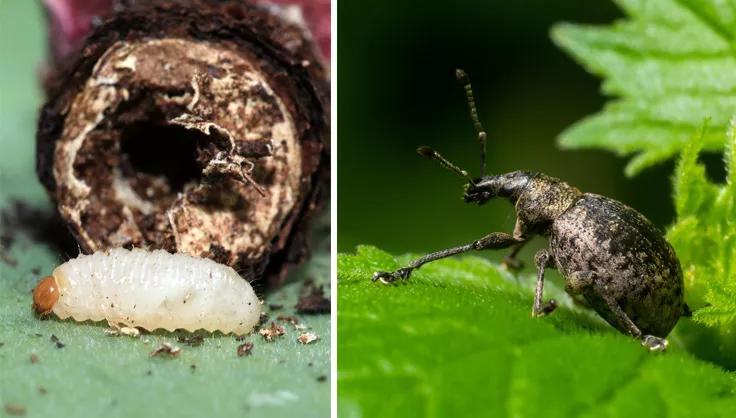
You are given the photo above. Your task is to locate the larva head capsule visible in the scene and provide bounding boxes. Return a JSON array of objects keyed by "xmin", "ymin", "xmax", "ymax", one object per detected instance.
[{"xmin": 32, "ymin": 276, "xmax": 59, "ymax": 316}]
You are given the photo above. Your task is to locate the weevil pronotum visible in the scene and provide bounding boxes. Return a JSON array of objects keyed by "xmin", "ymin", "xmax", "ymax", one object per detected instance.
[{"xmin": 373, "ymin": 70, "xmax": 689, "ymax": 351}]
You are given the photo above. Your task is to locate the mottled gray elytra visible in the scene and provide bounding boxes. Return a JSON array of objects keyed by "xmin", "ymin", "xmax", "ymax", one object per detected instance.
[{"xmin": 372, "ymin": 69, "xmax": 687, "ymax": 351}]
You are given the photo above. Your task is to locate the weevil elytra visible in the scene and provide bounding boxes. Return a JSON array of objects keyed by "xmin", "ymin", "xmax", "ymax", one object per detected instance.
[{"xmin": 373, "ymin": 69, "xmax": 688, "ymax": 351}]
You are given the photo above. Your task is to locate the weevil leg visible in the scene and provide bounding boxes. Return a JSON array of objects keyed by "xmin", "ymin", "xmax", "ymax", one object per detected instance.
[
  {"xmin": 532, "ymin": 249, "xmax": 558, "ymax": 317},
  {"xmin": 567, "ymin": 271, "xmax": 668, "ymax": 352},
  {"xmin": 502, "ymin": 220, "xmax": 529, "ymax": 270},
  {"xmin": 372, "ymin": 232, "xmax": 524, "ymax": 284},
  {"xmin": 600, "ymin": 288, "xmax": 668, "ymax": 351},
  {"xmin": 502, "ymin": 242, "xmax": 527, "ymax": 271}
]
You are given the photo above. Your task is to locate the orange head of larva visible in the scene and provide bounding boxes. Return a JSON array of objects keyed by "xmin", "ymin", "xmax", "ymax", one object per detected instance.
[{"xmin": 32, "ymin": 276, "xmax": 59, "ymax": 316}]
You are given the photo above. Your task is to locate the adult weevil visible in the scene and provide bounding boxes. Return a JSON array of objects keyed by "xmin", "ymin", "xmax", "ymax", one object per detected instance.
[{"xmin": 372, "ymin": 69, "xmax": 688, "ymax": 351}]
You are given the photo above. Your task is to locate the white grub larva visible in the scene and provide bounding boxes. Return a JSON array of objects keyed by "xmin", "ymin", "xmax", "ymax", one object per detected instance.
[{"xmin": 32, "ymin": 248, "xmax": 261, "ymax": 334}]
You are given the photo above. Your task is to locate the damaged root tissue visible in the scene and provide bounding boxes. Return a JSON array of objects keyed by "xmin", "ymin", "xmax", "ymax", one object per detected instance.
[{"xmin": 36, "ymin": 1, "xmax": 329, "ymax": 287}]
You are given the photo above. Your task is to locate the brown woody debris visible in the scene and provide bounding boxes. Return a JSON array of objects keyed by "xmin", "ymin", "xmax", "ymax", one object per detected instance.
[
  {"xmin": 237, "ymin": 342, "xmax": 254, "ymax": 357},
  {"xmin": 36, "ymin": 0, "xmax": 329, "ymax": 289},
  {"xmin": 258, "ymin": 322, "xmax": 285, "ymax": 342},
  {"xmin": 297, "ymin": 332, "xmax": 319, "ymax": 345},
  {"xmin": 149, "ymin": 343, "xmax": 181, "ymax": 358},
  {"xmin": 104, "ymin": 323, "xmax": 141, "ymax": 337},
  {"xmin": 276, "ymin": 315, "xmax": 300, "ymax": 327}
]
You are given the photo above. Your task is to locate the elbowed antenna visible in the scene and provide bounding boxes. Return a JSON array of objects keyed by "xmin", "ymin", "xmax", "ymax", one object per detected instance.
[
  {"xmin": 417, "ymin": 146, "xmax": 475, "ymax": 184},
  {"xmin": 455, "ymin": 69, "xmax": 487, "ymax": 177}
]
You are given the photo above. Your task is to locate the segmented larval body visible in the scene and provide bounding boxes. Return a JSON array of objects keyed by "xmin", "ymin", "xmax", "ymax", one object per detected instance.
[{"xmin": 41, "ymin": 248, "xmax": 261, "ymax": 334}]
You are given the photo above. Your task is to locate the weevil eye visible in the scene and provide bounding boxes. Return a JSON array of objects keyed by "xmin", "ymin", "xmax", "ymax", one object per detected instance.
[
  {"xmin": 32, "ymin": 276, "xmax": 59, "ymax": 316},
  {"xmin": 463, "ymin": 182, "xmax": 491, "ymax": 204}
]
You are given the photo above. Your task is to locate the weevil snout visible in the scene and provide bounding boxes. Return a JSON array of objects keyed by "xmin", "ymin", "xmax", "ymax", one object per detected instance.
[{"xmin": 464, "ymin": 181, "xmax": 493, "ymax": 204}]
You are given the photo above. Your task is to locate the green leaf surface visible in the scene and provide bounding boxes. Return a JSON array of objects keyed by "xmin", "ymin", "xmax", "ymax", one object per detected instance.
[
  {"xmin": 666, "ymin": 123, "xmax": 736, "ymax": 368},
  {"xmin": 551, "ymin": 0, "xmax": 736, "ymax": 176},
  {"xmin": 338, "ymin": 246, "xmax": 736, "ymax": 417},
  {"xmin": 0, "ymin": 2, "xmax": 329, "ymax": 417}
]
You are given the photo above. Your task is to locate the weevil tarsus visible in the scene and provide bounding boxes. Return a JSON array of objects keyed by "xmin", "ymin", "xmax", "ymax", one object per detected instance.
[{"xmin": 641, "ymin": 335, "xmax": 669, "ymax": 352}]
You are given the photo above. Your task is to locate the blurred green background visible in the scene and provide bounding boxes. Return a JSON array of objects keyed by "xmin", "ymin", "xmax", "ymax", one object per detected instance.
[{"xmin": 338, "ymin": 0, "xmax": 703, "ymax": 261}]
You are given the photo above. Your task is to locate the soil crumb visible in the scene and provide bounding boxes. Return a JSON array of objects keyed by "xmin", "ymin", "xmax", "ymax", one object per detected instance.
[
  {"xmin": 150, "ymin": 343, "xmax": 181, "ymax": 358},
  {"xmin": 237, "ymin": 341, "xmax": 254, "ymax": 357},
  {"xmin": 297, "ymin": 332, "xmax": 319, "ymax": 345},
  {"xmin": 104, "ymin": 323, "xmax": 141, "ymax": 337},
  {"xmin": 258, "ymin": 322, "xmax": 285, "ymax": 342},
  {"xmin": 276, "ymin": 315, "xmax": 300, "ymax": 327}
]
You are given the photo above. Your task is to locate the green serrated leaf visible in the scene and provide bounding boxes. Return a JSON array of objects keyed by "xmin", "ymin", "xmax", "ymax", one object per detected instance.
[
  {"xmin": 552, "ymin": 0, "xmax": 736, "ymax": 176},
  {"xmin": 338, "ymin": 246, "xmax": 736, "ymax": 417},
  {"xmin": 667, "ymin": 123, "xmax": 736, "ymax": 368}
]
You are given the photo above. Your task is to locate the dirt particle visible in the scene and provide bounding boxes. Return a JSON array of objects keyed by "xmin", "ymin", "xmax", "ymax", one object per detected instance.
[
  {"xmin": 235, "ymin": 334, "xmax": 246, "ymax": 342},
  {"xmin": 50, "ymin": 334, "xmax": 65, "ymax": 348},
  {"xmin": 295, "ymin": 281, "xmax": 330, "ymax": 314},
  {"xmin": 316, "ymin": 375, "xmax": 327, "ymax": 382},
  {"xmin": 237, "ymin": 342, "xmax": 254, "ymax": 357},
  {"xmin": 30, "ymin": 354, "xmax": 39, "ymax": 364},
  {"xmin": 276, "ymin": 315, "xmax": 300, "ymax": 327},
  {"xmin": 190, "ymin": 364, "xmax": 197, "ymax": 372},
  {"xmin": 258, "ymin": 322, "xmax": 285, "ymax": 342},
  {"xmin": 38, "ymin": 386, "xmax": 47, "ymax": 395},
  {"xmin": 149, "ymin": 342, "xmax": 181, "ymax": 358},
  {"xmin": 4, "ymin": 403, "xmax": 25, "ymax": 416},
  {"xmin": 268, "ymin": 304, "xmax": 283, "ymax": 310},
  {"xmin": 297, "ymin": 332, "xmax": 319, "ymax": 345},
  {"xmin": 104, "ymin": 323, "xmax": 140, "ymax": 337},
  {"xmin": 31, "ymin": 267, "xmax": 41, "ymax": 275},
  {"xmin": 177, "ymin": 335, "xmax": 205, "ymax": 347}
]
